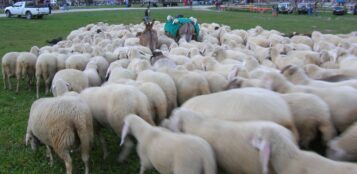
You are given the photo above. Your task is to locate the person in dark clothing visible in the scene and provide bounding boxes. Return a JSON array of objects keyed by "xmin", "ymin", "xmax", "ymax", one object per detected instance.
[
  {"xmin": 176, "ymin": 14, "xmax": 184, "ymax": 18},
  {"xmin": 144, "ymin": 8, "xmax": 150, "ymax": 23},
  {"xmin": 48, "ymin": 3, "xmax": 52, "ymax": 14},
  {"xmin": 144, "ymin": 3, "xmax": 150, "ymax": 23}
]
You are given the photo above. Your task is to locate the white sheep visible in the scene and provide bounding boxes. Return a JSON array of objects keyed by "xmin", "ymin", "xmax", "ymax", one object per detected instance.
[
  {"xmin": 53, "ymin": 53, "xmax": 69, "ymax": 71},
  {"xmin": 290, "ymin": 35, "xmax": 314, "ymax": 48},
  {"xmin": 163, "ymin": 108, "xmax": 295, "ymax": 174},
  {"xmin": 199, "ymin": 71, "xmax": 229, "ymax": 93},
  {"xmin": 124, "ymin": 81, "xmax": 168, "ymax": 124},
  {"xmin": 90, "ymin": 56, "xmax": 109, "ymax": 81},
  {"xmin": 121, "ymin": 114, "xmax": 217, "ymax": 174},
  {"xmin": 16, "ymin": 52, "xmax": 38, "ymax": 93},
  {"xmin": 83, "ymin": 61, "xmax": 101, "ymax": 87},
  {"xmin": 79, "ymin": 84, "xmax": 154, "ymax": 161},
  {"xmin": 127, "ymin": 58, "xmax": 151, "ymax": 74},
  {"xmin": 65, "ymin": 54, "xmax": 91, "ymax": 71},
  {"xmin": 30, "ymin": 46, "xmax": 40, "ymax": 56},
  {"xmin": 260, "ymin": 71, "xmax": 357, "ymax": 132},
  {"xmin": 182, "ymin": 87, "xmax": 299, "ymax": 140},
  {"xmin": 137, "ymin": 70, "xmax": 177, "ymax": 115},
  {"xmin": 2, "ymin": 52, "xmax": 19, "ymax": 90},
  {"xmin": 251, "ymin": 122, "xmax": 357, "ymax": 174},
  {"xmin": 304, "ymin": 64, "xmax": 357, "ymax": 81},
  {"xmin": 106, "ymin": 59, "xmax": 131, "ymax": 77},
  {"xmin": 159, "ymin": 67, "xmax": 211, "ymax": 105},
  {"xmin": 270, "ymin": 47, "xmax": 304, "ymax": 70},
  {"xmin": 281, "ymin": 93, "xmax": 336, "ymax": 149},
  {"xmin": 282, "ymin": 65, "xmax": 357, "ymax": 89},
  {"xmin": 52, "ymin": 69, "xmax": 89, "ymax": 96},
  {"xmin": 35, "ymin": 53, "xmax": 58, "ymax": 98},
  {"xmin": 106, "ymin": 67, "xmax": 137, "ymax": 83},
  {"xmin": 25, "ymin": 95, "xmax": 93, "ymax": 174}
]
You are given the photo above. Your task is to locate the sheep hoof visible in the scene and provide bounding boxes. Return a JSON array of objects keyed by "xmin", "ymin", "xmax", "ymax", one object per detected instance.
[
  {"xmin": 103, "ymin": 153, "xmax": 109, "ymax": 160},
  {"xmin": 48, "ymin": 161, "xmax": 53, "ymax": 167},
  {"xmin": 117, "ymin": 156, "xmax": 127, "ymax": 163}
]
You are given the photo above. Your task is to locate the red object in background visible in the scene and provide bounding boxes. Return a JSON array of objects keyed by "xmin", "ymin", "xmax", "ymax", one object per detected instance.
[{"xmin": 184, "ymin": 0, "xmax": 187, "ymax": 6}]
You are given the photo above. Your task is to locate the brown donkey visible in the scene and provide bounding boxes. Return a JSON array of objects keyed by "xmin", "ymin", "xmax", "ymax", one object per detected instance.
[{"xmin": 138, "ymin": 20, "xmax": 158, "ymax": 52}]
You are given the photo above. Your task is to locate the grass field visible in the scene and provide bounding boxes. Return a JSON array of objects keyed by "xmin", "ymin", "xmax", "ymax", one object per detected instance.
[{"xmin": 0, "ymin": 8, "xmax": 356, "ymax": 174}]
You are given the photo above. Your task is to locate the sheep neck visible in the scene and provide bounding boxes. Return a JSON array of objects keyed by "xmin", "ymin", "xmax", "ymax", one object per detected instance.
[
  {"xmin": 181, "ymin": 115, "xmax": 202, "ymax": 135},
  {"xmin": 129, "ymin": 119, "xmax": 152, "ymax": 143},
  {"xmin": 269, "ymin": 74, "xmax": 294, "ymax": 93},
  {"xmin": 288, "ymin": 70, "xmax": 310, "ymax": 85},
  {"xmin": 338, "ymin": 125, "xmax": 357, "ymax": 155}
]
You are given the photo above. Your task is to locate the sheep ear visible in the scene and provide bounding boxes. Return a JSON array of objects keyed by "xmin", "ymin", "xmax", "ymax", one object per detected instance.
[
  {"xmin": 251, "ymin": 137, "xmax": 270, "ymax": 174},
  {"xmin": 227, "ymin": 66, "xmax": 239, "ymax": 80},
  {"xmin": 226, "ymin": 78, "xmax": 242, "ymax": 89},
  {"xmin": 105, "ymin": 71, "xmax": 110, "ymax": 81},
  {"xmin": 65, "ymin": 82, "xmax": 72, "ymax": 90},
  {"xmin": 120, "ymin": 120, "xmax": 130, "ymax": 146},
  {"xmin": 200, "ymin": 48, "xmax": 206, "ymax": 55},
  {"xmin": 170, "ymin": 115, "xmax": 183, "ymax": 132}
]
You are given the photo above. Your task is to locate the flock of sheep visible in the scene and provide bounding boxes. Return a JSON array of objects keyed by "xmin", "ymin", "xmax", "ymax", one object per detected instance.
[{"xmin": 2, "ymin": 20, "xmax": 357, "ymax": 174}]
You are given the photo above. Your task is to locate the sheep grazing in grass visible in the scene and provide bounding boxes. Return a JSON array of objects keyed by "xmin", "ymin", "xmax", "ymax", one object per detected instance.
[
  {"xmin": 7, "ymin": 21, "xmax": 357, "ymax": 173},
  {"xmin": 2, "ymin": 52, "xmax": 19, "ymax": 90},
  {"xmin": 16, "ymin": 52, "xmax": 37, "ymax": 94},
  {"xmin": 35, "ymin": 53, "xmax": 58, "ymax": 98},
  {"xmin": 121, "ymin": 114, "xmax": 217, "ymax": 174},
  {"xmin": 79, "ymin": 84, "xmax": 154, "ymax": 161},
  {"xmin": 162, "ymin": 108, "xmax": 296, "ymax": 174},
  {"xmin": 251, "ymin": 124, "xmax": 357, "ymax": 174},
  {"xmin": 26, "ymin": 95, "xmax": 93, "ymax": 174},
  {"xmin": 52, "ymin": 69, "xmax": 89, "ymax": 96}
]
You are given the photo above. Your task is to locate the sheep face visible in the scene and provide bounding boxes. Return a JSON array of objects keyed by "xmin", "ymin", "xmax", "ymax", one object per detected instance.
[{"xmin": 161, "ymin": 115, "xmax": 182, "ymax": 133}]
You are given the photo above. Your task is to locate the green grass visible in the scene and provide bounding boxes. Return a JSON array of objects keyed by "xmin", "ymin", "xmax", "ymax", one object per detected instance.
[{"xmin": 0, "ymin": 9, "xmax": 356, "ymax": 173}]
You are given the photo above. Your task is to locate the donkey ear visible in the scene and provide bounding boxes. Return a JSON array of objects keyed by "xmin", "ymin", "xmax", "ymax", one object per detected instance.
[
  {"xmin": 120, "ymin": 120, "xmax": 130, "ymax": 146},
  {"xmin": 251, "ymin": 136, "xmax": 271, "ymax": 174}
]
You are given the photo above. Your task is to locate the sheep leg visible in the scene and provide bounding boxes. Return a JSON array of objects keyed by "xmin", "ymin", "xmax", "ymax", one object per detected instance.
[
  {"xmin": 46, "ymin": 145, "xmax": 54, "ymax": 167},
  {"xmin": 138, "ymin": 145, "xmax": 151, "ymax": 174},
  {"xmin": 139, "ymin": 165, "xmax": 147, "ymax": 174},
  {"xmin": 47, "ymin": 72, "xmax": 55, "ymax": 96},
  {"xmin": 36, "ymin": 77, "xmax": 41, "ymax": 98},
  {"xmin": 43, "ymin": 74, "xmax": 50, "ymax": 95},
  {"xmin": 78, "ymin": 130, "xmax": 91, "ymax": 174},
  {"xmin": 117, "ymin": 137, "xmax": 134, "ymax": 163},
  {"xmin": 16, "ymin": 76, "xmax": 20, "ymax": 94},
  {"xmin": 56, "ymin": 149, "xmax": 73, "ymax": 174},
  {"xmin": 98, "ymin": 131, "xmax": 109, "ymax": 159},
  {"xmin": 7, "ymin": 74, "xmax": 12, "ymax": 90},
  {"xmin": 2, "ymin": 69, "xmax": 6, "ymax": 90},
  {"xmin": 27, "ymin": 76, "xmax": 31, "ymax": 91}
]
